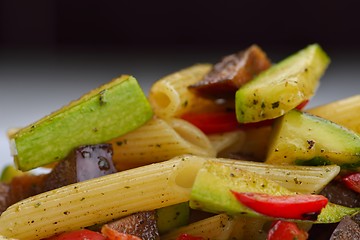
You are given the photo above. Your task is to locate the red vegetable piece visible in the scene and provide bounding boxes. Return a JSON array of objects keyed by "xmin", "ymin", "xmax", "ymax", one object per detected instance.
[
  {"xmin": 181, "ymin": 112, "xmax": 240, "ymax": 134},
  {"xmin": 47, "ymin": 229, "xmax": 106, "ymax": 240},
  {"xmin": 101, "ymin": 225, "xmax": 142, "ymax": 240},
  {"xmin": 295, "ymin": 100, "xmax": 309, "ymax": 110},
  {"xmin": 180, "ymin": 100, "xmax": 310, "ymax": 134},
  {"xmin": 230, "ymin": 191, "xmax": 328, "ymax": 220},
  {"xmin": 176, "ymin": 233, "xmax": 205, "ymax": 240},
  {"xmin": 342, "ymin": 172, "xmax": 360, "ymax": 194},
  {"xmin": 267, "ymin": 220, "xmax": 308, "ymax": 240}
]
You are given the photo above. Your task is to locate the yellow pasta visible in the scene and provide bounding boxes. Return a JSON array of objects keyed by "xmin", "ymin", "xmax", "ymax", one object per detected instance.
[
  {"xmin": 109, "ymin": 118, "xmax": 216, "ymax": 170},
  {"xmin": 307, "ymin": 94, "xmax": 360, "ymax": 133},
  {"xmin": 161, "ymin": 214, "xmax": 236, "ymax": 240},
  {"xmin": 0, "ymin": 157, "xmax": 204, "ymax": 240},
  {"xmin": 0, "ymin": 155, "xmax": 340, "ymax": 239},
  {"xmin": 148, "ymin": 64, "xmax": 216, "ymax": 119},
  {"xmin": 207, "ymin": 130, "xmax": 246, "ymax": 154}
]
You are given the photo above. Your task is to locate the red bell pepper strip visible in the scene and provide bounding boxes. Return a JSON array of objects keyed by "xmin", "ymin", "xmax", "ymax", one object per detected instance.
[
  {"xmin": 230, "ymin": 191, "xmax": 328, "ymax": 220},
  {"xmin": 101, "ymin": 225, "xmax": 142, "ymax": 240},
  {"xmin": 342, "ymin": 172, "xmax": 360, "ymax": 193},
  {"xmin": 176, "ymin": 233, "xmax": 205, "ymax": 240},
  {"xmin": 46, "ymin": 229, "xmax": 106, "ymax": 240},
  {"xmin": 295, "ymin": 99, "xmax": 309, "ymax": 110},
  {"xmin": 181, "ymin": 111, "xmax": 240, "ymax": 134},
  {"xmin": 180, "ymin": 100, "xmax": 309, "ymax": 134},
  {"xmin": 267, "ymin": 220, "xmax": 308, "ymax": 240}
]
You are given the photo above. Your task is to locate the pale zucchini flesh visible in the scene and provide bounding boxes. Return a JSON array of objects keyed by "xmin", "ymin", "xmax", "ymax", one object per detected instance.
[
  {"xmin": 266, "ymin": 109, "xmax": 360, "ymax": 168},
  {"xmin": 235, "ymin": 44, "xmax": 330, "ymax": 123},
  {"xmin": 11, "ymin": 75, "xmax": 153, "ymax": 171}
]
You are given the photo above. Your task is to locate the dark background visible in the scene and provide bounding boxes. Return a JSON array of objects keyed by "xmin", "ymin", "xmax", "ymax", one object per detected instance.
[
  {"xmin": 1, "ymin": 0, "xmax": 360, "ymax": 51},
  {"xmin": 0, "ymin": 0, "xmax": 359, "ymax": 169}
]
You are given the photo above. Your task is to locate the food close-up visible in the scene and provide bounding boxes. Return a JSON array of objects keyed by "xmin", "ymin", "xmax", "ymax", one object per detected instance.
[{"xmin": 0, "ymin": 42, "xmax": 359, "ymax": 240}]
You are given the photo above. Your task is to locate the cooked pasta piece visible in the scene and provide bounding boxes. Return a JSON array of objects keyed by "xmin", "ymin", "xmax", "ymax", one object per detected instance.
[
  {"xmin": 307, "ymin": 94, "xmax": 360, "ymax": 133},
  {"xmin": 207, "ymin": 130, "xmax": 246, "ymax": 154},
  {"xmin": 161, "ymin": 214, "xmax": 236, "ymax": 240},
  {"xmin": 149, "ymin": 64, "xmax": 218, "ymax": 119},
  {"xmin": 109, "ymin": 118, "xmax": 216, "ymax": 170},
  {"xmin": 0, "ymin": 157, "xmax": 205, "ymax": 240},
  {"xmin": 0, "ymin": 155, "xmax": 340, "ymax": 239}
]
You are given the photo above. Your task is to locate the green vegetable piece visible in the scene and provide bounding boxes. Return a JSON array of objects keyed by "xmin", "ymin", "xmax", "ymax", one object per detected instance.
[
  {"xmin": 189, "ymin": 161, "xmax": 359, "ymax": 223},
  {"xmin": 266, "ymin": 109, "xmax": 360, "ymax": 168},
  {"xmin": 0, "ymin": 165, "xmax": 23, "ymax": 183},
  {"xmin": 11, "ymin": 75, "xmax": 153, "ymax": 171},
  {"xmin": 156, "ymin": 202, "xmax": 190, "ymax": 234},
  {"xmin": 190, "ymin": 161, "xmax": 291, "ymax": 216},
  {"xmin": 235, "ymin": 44, "xmax": 330, "ymax": 123}
]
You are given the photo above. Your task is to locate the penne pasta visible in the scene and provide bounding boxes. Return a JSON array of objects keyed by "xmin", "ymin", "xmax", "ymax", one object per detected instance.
[
  {"xmin": 109, "ymin": 118, "xmax": 216, "ymax": 170},
  {"xmin": 207, "ymin": 130, "xmax": 246, "ymax": 154},
  {"xmin": 307, "ymin": 94, "xmax": 360, "ymax": 133},
  {"xmin": 148, "ymin": 64, "xmax": 216, "ymax": 119},
  {"xmin": 161, "ymin": 214, "xmax": 236, "ymax": 240},
  {"xmin": 0, "ymin": 155, "xmax": 340, "ymax": 239},
  {"xmin": 0, "ymin": 157, "xmax": 205, "ymax": 240}
]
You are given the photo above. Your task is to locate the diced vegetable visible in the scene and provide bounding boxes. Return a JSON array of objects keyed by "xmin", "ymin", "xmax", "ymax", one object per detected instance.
[
  {"xmin": 105, "ymin": 211, "xmax": 159, "ymax": 240},
  {"xmin": 180, "ymin": 100, "xmax": 308, "ymax": 134},
  {"xmin": 266, "ymin": 109, "xmax": 360, "ymax": 168},
  {"xmin": 181, "ymin": 112, "xmax": 240, "ymax": 134},
  {"xmin": 46, "ymin": 229, "xmax": 106, "ymax": 240},
  {"xmin": 157, "ymin": 202, "xmax": 190, "ymax": 234},
  {"xmin": 176, "ymin": 233, "xmax": 204, "ymax": 240},
  {"xmin": 189, "ymin": 160, "xmax": 359, "ymax": 223},
  {"xmin": 235, "ymin": 44, "xmax": 330, "ymax": 123},
  {"xmin": 230, "ymin": 191, "xmax": 328, "ymax": 220},
  {"xmin": 11, "ymin": 75, "xmax": 153, "ymax": 171},
  {"xmin": 42, "ymin": 144, "xmax": 116, "ymax": 192},
  {"xmin": 267, "ymin": 220, "xmax": 308, "ymax": 240},
  {"xmin": 188, "ymin": 44, "xmax": 271, "ymax": 98},
  {"xmin": 342, "ymin": 172, "xmax": 360, "ymax": 193},
  {"xmin": 101, "ymin": 225, "xmax": 142, "ymax": 240},
  {"xmin": 0, "ymin": 165, "xmax": 23, "ymax": 184}
]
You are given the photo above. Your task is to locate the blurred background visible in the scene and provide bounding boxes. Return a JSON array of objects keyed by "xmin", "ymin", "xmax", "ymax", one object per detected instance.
[{"xmin": 0, "ymin": 0, "xmax": 359, "ymax": 170}]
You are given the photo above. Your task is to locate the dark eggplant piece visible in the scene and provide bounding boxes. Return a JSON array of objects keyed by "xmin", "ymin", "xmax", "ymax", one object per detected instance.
[
  {"xmin": 330, "ymin": 215, "xmax": 360, "ymax": 240},
  {"xmin": 188, "ymin": 44, "xmax": 271, "ymax": 98},
  {"xmin": 0, "ymin": 183, "xmax": 10, "ymax": 214},
  {"xmin": 0, "ymin": 174, "xmax": 46, "ymax": 215},
  {"xmin": 105, "ymin": 211, "xmax": 160, "ymax": 240},
  {"xmin": 43, "ymin": 143, "xmax": 116, "ymax": 191},
  {"xmin": 320, "ymin": 179, "xmax": 360, "ymax": 208}
]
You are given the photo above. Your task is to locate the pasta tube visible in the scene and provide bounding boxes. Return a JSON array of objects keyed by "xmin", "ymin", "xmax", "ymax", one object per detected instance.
[
  {"xmin": 149, "ymin": 64, "xmax": 215, "ymax": 119},
  {"xmin": 0, "ymin": 157, "xmax": 204, "ymax": 240},
  {"xmin": 207, "ymin": 130, "xmax": 246, "ymax": 154},
  {"xmin": 161, "ymin": 214, "xmax": 236, "ymax": 240},
  {"xmin": 307, "ymin": 94, "xmax": 360, "ymax": 133},
  {"xmin": 0, "ymin": 155, "xmax": 340, "ymax": 239},
  {"xmin": 109, "ymin": 118, "xmax": 216, "ymax": 170}
]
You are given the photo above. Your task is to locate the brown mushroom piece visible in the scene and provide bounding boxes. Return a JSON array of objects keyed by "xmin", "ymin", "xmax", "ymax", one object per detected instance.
[
  {"xmin": 105, "ymin": 211, "xmax": 160, "ymax": 240},
  {"xmin": 188, "ymin": 44, "xmax": 271, "ymax": 98}
]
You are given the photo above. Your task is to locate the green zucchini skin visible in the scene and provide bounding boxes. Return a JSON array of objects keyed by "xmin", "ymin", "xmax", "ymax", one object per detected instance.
[
  {"xmin": 266, "ymin": 109, "xmax": 360, "ymax": 168},
  {"xmin": 235, "ymin": 44, "xmax": 330, "ymax": 123},
  {"xmin": 12, "ymin": 75, "xmax": 153, "ymax": 171}
]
